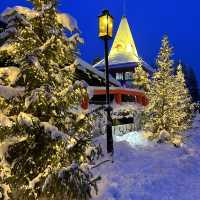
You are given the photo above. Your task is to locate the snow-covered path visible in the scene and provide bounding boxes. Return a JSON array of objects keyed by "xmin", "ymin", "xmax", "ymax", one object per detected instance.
[{"xmin": 92, "ymin": 115, "xmax": 200, "ymax": 200}]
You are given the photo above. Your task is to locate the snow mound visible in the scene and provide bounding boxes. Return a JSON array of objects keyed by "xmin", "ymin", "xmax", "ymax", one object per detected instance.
[{"xmin": 114, "ymin": 131, "xmax": 153, "ymax": 148}]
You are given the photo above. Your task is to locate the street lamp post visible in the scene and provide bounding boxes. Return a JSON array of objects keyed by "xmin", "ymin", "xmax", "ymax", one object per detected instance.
[{"xmin": 98, "ymin": 10, "xmax": 114, "ymax": 154}]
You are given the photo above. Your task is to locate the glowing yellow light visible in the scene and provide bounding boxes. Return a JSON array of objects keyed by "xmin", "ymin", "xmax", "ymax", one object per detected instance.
[
  {"xmin": 69, "ymin": 138, "xmax": 77, "ymax": 145},
  {"xmin": 80, "ymin": 155, "xmax": 84, "ymax": 162},
  {"xmin": 99, "ymin": 16, "xmax": 108, "ymax": 37},
  {"xmin": 98, "ymin": 10, "xmax": 113, "ymax": 38}
]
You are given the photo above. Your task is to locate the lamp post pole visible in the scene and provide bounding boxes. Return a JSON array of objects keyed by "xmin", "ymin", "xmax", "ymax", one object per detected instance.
[
  {"xmin": 104, "ymin": 38, "xmax": 113, "ymax": 155},
  {"xmin": 98, "ymin": 9, "xmax": 114, "ymax": 155}
]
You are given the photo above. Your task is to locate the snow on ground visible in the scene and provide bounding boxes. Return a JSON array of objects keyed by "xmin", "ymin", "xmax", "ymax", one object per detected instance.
[
  {"xmin": 114, "ymin": 131, "xmax": 154, "ymax": 148},
  {"xmin": 92, "ymin": 114, "xmax": 200, "ymax": 200}
]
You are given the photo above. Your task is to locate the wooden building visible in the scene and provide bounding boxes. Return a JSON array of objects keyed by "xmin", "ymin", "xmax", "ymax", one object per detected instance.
[
  {"xmin": 93, "ymin": 16, "xmax": 154, "ymax": 88},
  {"xmin": 77, "ymin": 58, "xmax": 148, "ymax": 110}
]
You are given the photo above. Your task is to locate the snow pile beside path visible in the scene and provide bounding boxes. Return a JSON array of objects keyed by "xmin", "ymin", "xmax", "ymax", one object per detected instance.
[
  {"xmin": 92, "ymin": 115, "xmax": 200, "ymax": 200},
  {"xmin": 114, "ymin": 131, "xmax": 153, "ymax": 148}
]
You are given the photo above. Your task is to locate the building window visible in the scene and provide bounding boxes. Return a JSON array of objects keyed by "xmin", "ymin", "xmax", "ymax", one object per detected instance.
[
  {"xmin": 116, "ymin": 72, "xmax": 123, "ymax": 80},
  {"xmin": 125, "ymin": 72, "xmax": 133, "ymax": 80}
]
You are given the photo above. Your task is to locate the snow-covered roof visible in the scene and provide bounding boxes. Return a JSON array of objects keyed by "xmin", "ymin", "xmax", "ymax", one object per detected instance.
[
  {"xmin": 95, "ymin": 61, "xmax": 154, "ymax": 73},
  {"xmin": 93, "ymin": 16, "xmax": 154, "ymax": 73},
  {"xmin": 76, "ymin": 58, "xmax": 121, "ymax": 87}
]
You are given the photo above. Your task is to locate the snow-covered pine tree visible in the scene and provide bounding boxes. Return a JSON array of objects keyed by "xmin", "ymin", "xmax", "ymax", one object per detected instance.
[
  {"xmin": 144, "ymin": 35, "xmax": 193, "ymax": 142},
  {"xmin": 0, "ymin": 1, "xmax": 100, "ymax": 199},
  {"xmin": 174, "ymin": 64, "xmax": 193, "ymax": 131},
  {"xmin": 133, "ymin": 60, "xmax": 150, "ymax": 91}
]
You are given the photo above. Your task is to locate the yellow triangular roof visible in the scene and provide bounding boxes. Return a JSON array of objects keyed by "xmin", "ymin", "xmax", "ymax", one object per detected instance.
[
  {"xmin": 108, "ymin": 16, "xmax": 139, "ymax": 64},
  {"xmin": 93, "ymin": 16, "xmax": 154, "ymax": 72}
]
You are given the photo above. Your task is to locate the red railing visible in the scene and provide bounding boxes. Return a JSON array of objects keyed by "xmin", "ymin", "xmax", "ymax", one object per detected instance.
[{"xmin": 81, "ymin": 87, "xmax": 149, "ymax": 110}]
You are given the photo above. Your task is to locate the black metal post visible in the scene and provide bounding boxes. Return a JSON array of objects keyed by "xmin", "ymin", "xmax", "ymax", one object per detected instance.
[{"xmin": 104, "ymin": 38, "xmax": 114, "ymax": 155}]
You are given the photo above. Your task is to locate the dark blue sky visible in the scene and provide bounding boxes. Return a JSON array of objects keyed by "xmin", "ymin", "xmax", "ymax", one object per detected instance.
[{"xmin": 1, "ymin": 0, "xmax": 200, "ymax": 81}]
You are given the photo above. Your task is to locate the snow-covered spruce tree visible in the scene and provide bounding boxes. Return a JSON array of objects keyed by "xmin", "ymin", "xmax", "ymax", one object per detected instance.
[
  {"xmin": 144, "ymin": 35, "xmax": 192, "ymax": 143},
  {"xmin": 0, "ymin": 1, "xmax": 101, "ymax": 199},
  {"xmin": 174, "ymin": 64, "xmax": 193, "ymax": 129},
  {"xmin": 133, "ymin": 60, "xmax": 150, "ymax": 91}
]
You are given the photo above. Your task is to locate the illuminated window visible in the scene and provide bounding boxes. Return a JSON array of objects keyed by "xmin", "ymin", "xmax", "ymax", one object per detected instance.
[
  {"xmin": 125, "ymin": 72, "xmax": 133, "ymax": 80},
  {"xmin": 116, "ymin": 73, "xmax": 123, "ymax": 80}
]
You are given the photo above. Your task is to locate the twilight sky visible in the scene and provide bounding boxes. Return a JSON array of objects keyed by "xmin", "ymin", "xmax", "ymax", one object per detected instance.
[{"xmin": 0, "ymin": 0, "xmax": 200, "ymax": 81}]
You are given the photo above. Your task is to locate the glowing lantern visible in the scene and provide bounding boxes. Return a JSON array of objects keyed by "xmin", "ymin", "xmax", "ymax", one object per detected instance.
[{"xmin": 98, "ymin": 10, "xmax": 113, "ymax": 39}]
